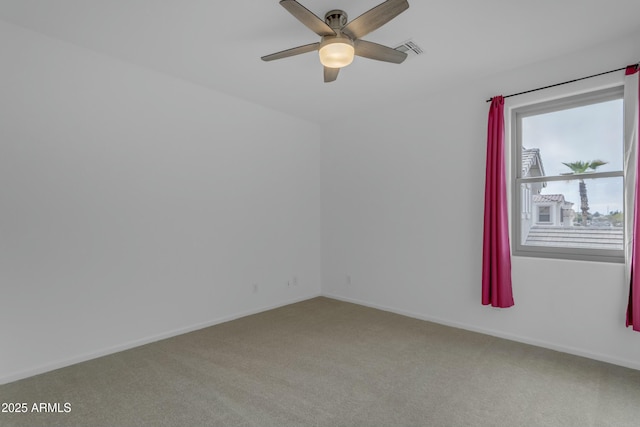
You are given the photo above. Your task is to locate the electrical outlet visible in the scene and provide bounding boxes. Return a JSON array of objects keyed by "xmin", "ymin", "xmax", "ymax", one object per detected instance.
[
  {"xmin": 346, "ymin": 275, "xmax": 351, "ymax": 285},
  {"xmin": 252, "ymin": 284, "xmax": 259, "ymax": 294},
  {"xmin": 293, "ymin": 276, "xmax": 298, "ymax": 286}
]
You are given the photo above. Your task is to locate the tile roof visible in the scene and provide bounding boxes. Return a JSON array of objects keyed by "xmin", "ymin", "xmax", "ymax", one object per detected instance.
[
  {"xmin": 524, "ymin": 225, "xmax": 623, "ymax": 250},
  {"xmin": 522, "ymin": 148, "xmax": 545, "ymax": 177},
  {"xmin": 532, "ymin": 194, "xmax": 573, "ymax": 205}
]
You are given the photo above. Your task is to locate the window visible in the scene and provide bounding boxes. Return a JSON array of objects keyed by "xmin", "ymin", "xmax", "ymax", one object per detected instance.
[
  {"xmin": 512, "ymin": 87, "xmax": 624, "ymax": 263},
  {"xmin": 537, "ymin": 206, "xmax": 551, "ymax": 223}
]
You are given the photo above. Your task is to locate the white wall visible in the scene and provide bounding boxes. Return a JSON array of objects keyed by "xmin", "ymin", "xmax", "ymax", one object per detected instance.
[
  {"xmin": 0, "ymin": 21, "xmax": 322, "ymax": 384},
  {"xmin": 321, "ymin": 31, "xmax": 640, "ymax": 370}
]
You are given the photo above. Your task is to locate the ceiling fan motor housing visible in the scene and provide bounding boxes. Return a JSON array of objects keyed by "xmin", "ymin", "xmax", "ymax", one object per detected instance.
[{"xmin": 324, "ymin": 10, "xmax": 348, "ymax": 29}]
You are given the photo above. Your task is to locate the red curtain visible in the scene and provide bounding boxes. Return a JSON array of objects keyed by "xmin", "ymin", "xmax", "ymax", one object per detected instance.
[
  {"xmin": 482, "ymin": 96, "xmax": 514, "ymax": 308},
  {"xmin": 626, "ymin": 65, "xmax": 640, "ymax": 331}
]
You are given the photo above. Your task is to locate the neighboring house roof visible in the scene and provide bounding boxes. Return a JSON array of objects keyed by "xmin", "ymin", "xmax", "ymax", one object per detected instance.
[
  {"xmin": 522, "ymin": 148, "xmax": 546, "ymax": 177},
  {"xmin": 532, "ymin": 194, "xmax": 574, "ymax": 205},
  {"xmin": 525, "ymin": 225, "xmax": 623, "ymax": 251}
]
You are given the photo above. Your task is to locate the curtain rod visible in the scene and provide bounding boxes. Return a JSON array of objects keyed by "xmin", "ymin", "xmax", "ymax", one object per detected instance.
[{"xmin": 486, "ymin": 63, "xmax": 638, "ymax": 103}]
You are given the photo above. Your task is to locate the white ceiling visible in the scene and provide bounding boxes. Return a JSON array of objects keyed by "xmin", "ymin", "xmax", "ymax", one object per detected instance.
[{"xmin": 1, "ymin": 0, "xmax": 639, "ymax": 123}]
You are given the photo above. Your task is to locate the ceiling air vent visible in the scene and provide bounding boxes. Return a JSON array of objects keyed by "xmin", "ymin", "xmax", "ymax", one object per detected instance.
[{"xmin": 394, "ymin": 40, "xmax": 424, "ymax": 59}]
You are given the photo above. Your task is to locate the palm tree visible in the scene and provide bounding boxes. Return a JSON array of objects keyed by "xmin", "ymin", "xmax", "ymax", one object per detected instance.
[{"xmin": 562, "ymin": 160, "xmax": 607, "ymax": 226}]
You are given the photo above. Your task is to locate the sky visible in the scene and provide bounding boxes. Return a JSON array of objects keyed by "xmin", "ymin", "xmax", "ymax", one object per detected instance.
[{"xmin": 522, "ymin": 98, "xmax": 624, "ymax": 216}]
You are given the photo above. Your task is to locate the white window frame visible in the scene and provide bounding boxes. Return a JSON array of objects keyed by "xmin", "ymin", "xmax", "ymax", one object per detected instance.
[
  {"xmin": 537, "ymin": 205, "xmax": 551, "ymax": 224},
  {"xmin": 511, "ymin": 86, "xmax": 625, "ymax": 263}
]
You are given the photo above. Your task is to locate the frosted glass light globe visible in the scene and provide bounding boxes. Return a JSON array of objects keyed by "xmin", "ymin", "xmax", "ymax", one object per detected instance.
[{"xmin": 319, "ymin": 39, "xmax": 354, "ymax": 68}]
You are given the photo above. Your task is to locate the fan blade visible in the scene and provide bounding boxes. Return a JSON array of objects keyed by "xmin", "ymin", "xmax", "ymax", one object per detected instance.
[
  {"xmin": 279, "ymin": 0, "xmax": 336, "ymax": 37},
  {"xmin": 354, "ymin": 40, "xmax": 407, "ymax": 64},
  {"xmin": 324, "ymin": 67, "xmax": 339, "ymax": 83},
  {"xmin": 261, "ymin": 42, "xmax": 320, "ymax": 61},
  {"xmin": 342, "ymin": 0, "xmax": 409, "ymax": 40}
]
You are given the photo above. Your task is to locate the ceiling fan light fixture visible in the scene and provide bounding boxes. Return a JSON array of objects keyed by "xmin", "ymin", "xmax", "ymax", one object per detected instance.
[
  {"xmin": 318, "ymin": 38, "xmax": 354, "ymax": 68},
  {"xmin": 261, "ymin": 0, "xmax": 410, "ymax": 82}
]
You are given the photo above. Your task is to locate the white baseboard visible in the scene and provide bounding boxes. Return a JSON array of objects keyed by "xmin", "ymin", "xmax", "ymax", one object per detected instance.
[
  {"xmin": 0, "ymin": 293, "xmax": 321, "ymax": 385},
  {"xmin": 322, "ymin": 292, "xmax": 640, "ymax": 372}
]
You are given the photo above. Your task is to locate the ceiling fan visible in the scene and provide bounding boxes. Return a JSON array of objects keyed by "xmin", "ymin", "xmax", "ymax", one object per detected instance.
[{"xmin": 261, "ymin": 0, "xmax": 410, "ymax": 83}]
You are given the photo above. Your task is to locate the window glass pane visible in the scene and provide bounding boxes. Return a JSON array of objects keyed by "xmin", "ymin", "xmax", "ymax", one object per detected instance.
[
  {"xmin": 521, "ymin": 99, "xmax": 623, "ymax": 176},
  {"xmin": 519, "ymin": 177, "xmax": 623, "ymax": 251},
  {"xmin": 538, "ymin": 206, "xmax": 550, "ymax": 222}
]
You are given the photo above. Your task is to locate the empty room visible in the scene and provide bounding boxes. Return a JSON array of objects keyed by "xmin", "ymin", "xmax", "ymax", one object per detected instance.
[{"xmin": 1, "ymin": 1, "xmax": 640, "ymax": 426}]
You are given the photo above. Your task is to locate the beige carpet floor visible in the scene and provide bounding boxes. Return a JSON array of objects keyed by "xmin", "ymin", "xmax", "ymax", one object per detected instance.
[{"xmin": 1, "ymin": 297, "xmax": 639, "ymax": 427}]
